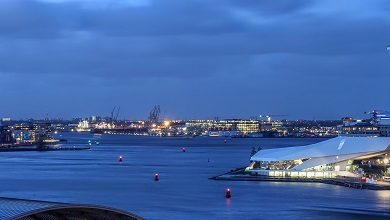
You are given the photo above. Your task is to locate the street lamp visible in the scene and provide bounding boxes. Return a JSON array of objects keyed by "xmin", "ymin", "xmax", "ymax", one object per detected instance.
[{"xmin": 384, "ymin": 154, "xmax": 389, "ymax": 177}]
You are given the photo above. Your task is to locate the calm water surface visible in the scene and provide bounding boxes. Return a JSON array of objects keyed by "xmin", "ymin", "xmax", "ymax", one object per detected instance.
[{"xmin": 0, "ymin": 133, "xmax": 389, "ymax": 219}]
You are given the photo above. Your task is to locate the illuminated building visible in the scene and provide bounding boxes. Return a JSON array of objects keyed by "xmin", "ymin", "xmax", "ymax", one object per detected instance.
[
  {"xmin": 76, "ymin": 120, "xmax": 91, "ymax": 132},
  {"xmin": 1, "ymin": 118, "xmax": 11, "ymax": 122},
  {"xmin": 247, "ymin": 136, "xmax": 390, "ymax": 179},
  {"xmin": 0, "ymin": 126, "xmax": 13, "ymax": 145},
  {"xmin": 339, "ymin": 120, "xmax": 379, "ymax": 136},
  {"xmin": 186, "ymin": 119, "xmax": 262, "ymax": 136},
  {"xmin": 378, "ymin": 115, "xmax": 390, "ymax": 137}
]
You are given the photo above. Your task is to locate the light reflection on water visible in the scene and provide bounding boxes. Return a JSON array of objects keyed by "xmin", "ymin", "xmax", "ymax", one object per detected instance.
[
  {"xmin": 225, "ymin": 198, "xmax": 231, "ymax": 208},
  {"xmin": 0, "ymin": 133, "xmax": 389, "ymax": 219},
  {"xmin": 374, "ymin": 190, "xmax": 390, "ymax": 210}
]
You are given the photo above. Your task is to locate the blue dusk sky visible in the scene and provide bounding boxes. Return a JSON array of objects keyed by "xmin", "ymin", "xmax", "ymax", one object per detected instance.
[{"xmin": 0, "ymin": 0, "xmax": 389, "ymax": 120}]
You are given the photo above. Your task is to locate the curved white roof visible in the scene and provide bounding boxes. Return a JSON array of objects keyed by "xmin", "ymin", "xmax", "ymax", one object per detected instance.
[{"xmin": 251, "ymin": 136, "xmax": 390, "ymax": 162}]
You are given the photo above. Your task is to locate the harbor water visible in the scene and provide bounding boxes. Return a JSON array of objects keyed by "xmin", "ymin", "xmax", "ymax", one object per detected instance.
[{"xmin": 0, "ymin": 133, "xmax": 389, "ymax": 219}]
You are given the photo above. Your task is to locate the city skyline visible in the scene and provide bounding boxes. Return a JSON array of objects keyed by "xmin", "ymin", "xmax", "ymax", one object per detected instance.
[
  {"xmin": 0, "ymin": 0, "xmax": 389, "ymax": 119},
  {"xmin": 0, "ymin": 109, "xmax": 378, "ymax": 121}
]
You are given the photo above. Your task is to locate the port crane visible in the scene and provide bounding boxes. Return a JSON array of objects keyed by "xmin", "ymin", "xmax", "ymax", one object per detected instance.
[
  {"xmin": 148, "ymin": 105, "xmax": 161, "ymax": 123},
  {"xmin": 110, "ymin": 106, "xmax": 121, "ymax": 123},
  {"xmin": 115, "ymin": 106, "xmax": 120, "ymax": 121}
]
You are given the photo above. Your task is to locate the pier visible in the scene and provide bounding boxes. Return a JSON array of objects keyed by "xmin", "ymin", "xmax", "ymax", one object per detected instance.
[
  {"xmin": 0, "ymin": 145, "xmax": 90, "ymax": 152},
  {"xmin": 211, "ymin": 168, "xmax": 390, "ymax": 190}
]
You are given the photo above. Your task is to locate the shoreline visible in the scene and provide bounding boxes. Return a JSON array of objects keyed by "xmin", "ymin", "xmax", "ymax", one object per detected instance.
[{"xmin": 0, "ymin": 145, "xmax": 90, "ymax": 152}]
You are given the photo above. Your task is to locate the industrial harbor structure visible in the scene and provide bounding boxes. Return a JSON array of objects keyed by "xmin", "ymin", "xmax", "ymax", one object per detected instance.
[
  {"xmin": 1, "ymin": 110, "xmax": 390, "ymax": 147},
  {"xmin": 2, "ymin": 117, "xmax": 339, "ymax": 139}
]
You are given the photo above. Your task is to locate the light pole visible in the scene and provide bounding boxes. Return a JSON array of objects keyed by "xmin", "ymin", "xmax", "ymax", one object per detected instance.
[{"xmin": 384, "ymin": 154, "xmax": 389, "ymax": 175}]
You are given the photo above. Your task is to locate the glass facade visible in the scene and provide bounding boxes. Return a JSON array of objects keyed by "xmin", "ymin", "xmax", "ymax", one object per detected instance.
[
  {"xmin": 247, "ymin": 153, "xmax": 390, "ymax": 180},
  {"xmin": 249, "ymin": 170, "xmax": 337, "ymax": 178},
  {"xmin": 186, "ymin": 119, "xmax": 262, "ymax": 134}
]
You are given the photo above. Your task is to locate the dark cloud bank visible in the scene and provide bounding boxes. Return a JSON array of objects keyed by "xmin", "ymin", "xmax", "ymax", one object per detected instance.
[{"xmin": 0, "ymin": 0, "xmax": 389, "ymax": 119}]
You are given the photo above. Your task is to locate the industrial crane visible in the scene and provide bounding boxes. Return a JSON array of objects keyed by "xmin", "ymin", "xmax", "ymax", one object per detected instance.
[
  {"xmin": 148, "ymin": 105, "xmax": 161, "ymax": 123},
  {"xmin": 110, "ymin": 106, "xmax": 116, "ymax": 122},
  {"xmin": 110, "ymin": 106, "xmax": 121, "ymax": 123},
  {"xmin": 115, "ymin": 106, "xmax": 120, "ymax": 121}
]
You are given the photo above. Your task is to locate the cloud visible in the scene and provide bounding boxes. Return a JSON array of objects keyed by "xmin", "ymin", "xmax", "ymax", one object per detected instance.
[{"xmin": 0, "ymin": 0, "xmax": 389, "ymax": 118}]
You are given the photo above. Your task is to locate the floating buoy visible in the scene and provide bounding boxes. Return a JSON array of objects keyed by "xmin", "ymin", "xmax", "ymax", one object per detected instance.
[
  {"xmin": 182, "ymin": 147, "xmax": 186, "ymax": 152},
  {"xmin": 118, "ymin": 155, "xmax": 123, "ymax": 162},
  {"xmin": 224, "ymin": 139, "xmax": 227, "ymax": 144},
  {"xmin": 154, "ymin": 173, "xmax": 159, "ymax": 181},
  {"xmin": 225, "ymin": 188, "xmax": 231, "ymax": 198}
]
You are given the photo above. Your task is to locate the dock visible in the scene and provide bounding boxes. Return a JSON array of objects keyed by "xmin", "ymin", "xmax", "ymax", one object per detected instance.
[
  {"xmin": 0, "ymin": 145, "xmax": 90, "ymax": 152},
  {"xmin": 211, "ymin": 168, "xmax": 390, "ymax": 190}
]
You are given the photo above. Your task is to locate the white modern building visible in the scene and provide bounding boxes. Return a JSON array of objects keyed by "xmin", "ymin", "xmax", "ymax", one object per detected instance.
[{"xmin": 247, "ymin": 137, "xmax": 390, "ymax": 179}]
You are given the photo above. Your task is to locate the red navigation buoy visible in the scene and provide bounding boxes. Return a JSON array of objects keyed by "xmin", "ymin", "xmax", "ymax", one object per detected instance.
[
  {"xmin": 154, "ymin": 173, "xmax": 159, "ymax": 181},
  {"xmin": 225, "ymin": 188, "xmax": 231, "ymax": 198},
  {"xmin": 182, "ymin": 147, "xmax": 186, "ymax": 152},
  {"xmin": 118, "ymin": 155, "xmax": 123, "ymax": 162}
]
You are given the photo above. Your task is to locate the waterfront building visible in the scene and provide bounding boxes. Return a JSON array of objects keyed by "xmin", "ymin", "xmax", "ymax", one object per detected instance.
[
  {"xmin": 0, "ymin": 126, "xmax": 13, "ymax": 145},
  {"xmin": 186, "ymin": 119, "xmax": 263, "ymax": 136},
  {"xmin": 76, "ymin": 120, "xmax": 91, "ymax": 132},
  {"xmin": 247, "ymin": 136, "xmax": 390, "ymax": 179},
  {"xmin": 92, "ymin": 120, "xmax": 149, "ymax": 135},
  {"xmin": 338, "ymin": 114, "xmax": 390, "ymax": 137},
  {"xmin": 380, "ymin": 125, "xmax": 390, "ymax": 137},
  {"xmin": 185, "ymin": 120, "xmax": 214, "ymax": 136},
  {"xmin": 13, "ymin": 123, "xmax": 39, "ymax": 144},
  {"xmin": 90, "ymin": 115, "xmax": 97, "ymax": 123},
  {"xmin": 12, "ymin": 122, "xmax": 59, "ymax": 145},
  {"xmin": 338, "ymin": 118, "xmax": 380, "ymax": 136},
  {"xmin": 260, "ymin": 123, "xmax": 273, "ymax": 131},
  {"xmin": 378, "ymin": 114, "xmax": 390, "ymax": 137},
  {"xmin": 235, "ymin": 120, "xmax": 261, "ymax": 133},
  {"xmin": 1, "ymin": 118, "xmax": 11, "ymax": 122}
]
